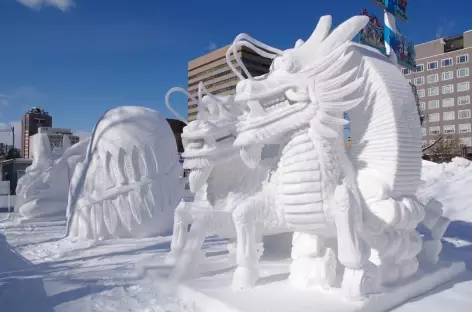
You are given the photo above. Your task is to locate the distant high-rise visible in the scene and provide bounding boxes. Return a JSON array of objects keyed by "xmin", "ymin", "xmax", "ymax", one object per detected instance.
[
  {"xmin": 187, "ymin": 45, "xmax": 272, "ymax": 121},
  {"xmin": 21, "ymin": 107, "xmax": 52, "ymax": 158},
  {"xmin": 401, "ymin": 30, "xmax": 472, "ymax": 153}
]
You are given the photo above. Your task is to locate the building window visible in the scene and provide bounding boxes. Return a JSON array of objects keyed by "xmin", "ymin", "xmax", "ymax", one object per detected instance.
[
  {"xmin": 458, "ymin": 95, "xmax": 471, "ymax": 105},
  {"xmin": 442, "ymin": 84, "xmax": 454, "ymax": 94},
  {"xmin": 429, "ymin": 126, "xmax": 440, "ymax": 135},
  {"xmin": 421, "ymin": 128, "xmax": 426, "ymax": 136},
  {"xmin": 457, "ymin": 81, "xmax": 470, "ymax": 92},
  {"xmin": 459, "ymin": 137, "xmax": 472, "ymax": 147},
  {"xmin": 442, "ymin": 71, "xmax": 454, "ymax": 81},
  {"xmin": 188, "ymin": 104, "xmax": 198, "ymax": 109},
  {"xmin": 458, "ymin": 109, "xmax": 471, "ymax": 119},
  {"xmin": 443, "ymin": 125, "xmax": 456, "ymax": 134},
  {"xmin": 428, "ymin": 113, "xmax": 440, "ymax": 122},
  {"xmin": 428, "ymin": 87, "xmax": 439, "ymax": 96},
  {"xmin": 442, "ymin": 98, "xmax": 454, "ymax": 107},
  {"xmin": 427, "ymin": 61, "xmax": 438, "ymax": 71},
  {"xmin": 441, "ymin": 57, "xmax": 453, "ymax": 67},
  {"xmin": 428, "ymin": 100, "xmax": 440, "ymax": 109},
  {"xmin": 443, "ymin": 111, "xmax": 455, "ymax": 121},
  {"xmin": 457, "ymin": 54, "xmax": 469, "ymax": 64},
  {"xmin": 419, "ymin": 102, "xmax": 426, "ymax": 110},
  {"xmin": 402, "ymin": 68, "xmax": 410, "ymax": 75},
  {"xmin": 417, "ymin": 89, "xmax": 425, "ymax": 98},
  {"xmin": 457, "ymin": 67, "xmax": 470, "ymax": 78},
  {"xmin": 427, "ymin": 74, "xmax": 439, "ymax": 84},
  {"xmin": 414, "ymin": 77, "xmax": 424, "ymax": 85},
  {"xmin": 416, "ymin": 64, "xmax": 424, "ymax": 72},
  {"xmin": 459, "ymin": 123, "xmax": 472, "ymax": 133}
]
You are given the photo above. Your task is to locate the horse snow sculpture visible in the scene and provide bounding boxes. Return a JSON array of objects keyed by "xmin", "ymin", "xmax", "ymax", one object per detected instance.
[
  {"xmin": 16, "ymin": 133, "xmax": 88, "ymax": 221},
  {"xmin": 172, "ymin": 15, "xmax": 425, "ymax": 299},
  {"xmin": 67, "ymin": 106, "xmax": 183, "ymax": 240},
  {"xmin": 228, "ymin": 15, "xmax": 425, "ymax": 298},
  {"xmin": 165, "ymin": 82, "xmax": 279, "ymax": 269}
]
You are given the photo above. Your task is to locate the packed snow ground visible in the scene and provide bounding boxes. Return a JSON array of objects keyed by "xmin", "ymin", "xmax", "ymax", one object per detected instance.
[{"xmin": 1, "ymin": 159, "xmax": 472, "ymax": 312}]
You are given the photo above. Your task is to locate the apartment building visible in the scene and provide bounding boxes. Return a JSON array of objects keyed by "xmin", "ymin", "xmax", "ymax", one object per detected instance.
[
  {"xmin": 187, "ymin": 45, "xmax": 272, "ymax": 121},
  {"xmin": 402, "ymin": 31, "xmax": 472, "ymax": 150}
]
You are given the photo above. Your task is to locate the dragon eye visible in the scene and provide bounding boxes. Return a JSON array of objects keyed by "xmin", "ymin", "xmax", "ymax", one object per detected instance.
[{"xmin": 271, "ymin": 55, "xmax": 299, "ymax": 73}]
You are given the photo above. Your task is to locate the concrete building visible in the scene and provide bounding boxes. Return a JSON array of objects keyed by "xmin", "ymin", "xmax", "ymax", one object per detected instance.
[
  {"xmin": 28, "ymin": 127, "xmax": 80, "ymax": 159},
  {"xmin": 0, "ymin": 158, "xmax": 33, "ymax": 195},
  {"xmin": 402, "ymin": 31, "xmax": 472, "ymax": 152},
  {"xmin": 187, "ymin": 45, "xmax": 272, "ymax": 121},
  {"xmin": 21, "ymin": 107, "xmax": 53, "ymax": 158}
]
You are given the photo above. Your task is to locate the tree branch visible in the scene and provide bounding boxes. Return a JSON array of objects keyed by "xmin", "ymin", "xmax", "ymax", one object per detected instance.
[{"xmin": 422, "ymin": 136, "xmax": 443, "ymax": 152}]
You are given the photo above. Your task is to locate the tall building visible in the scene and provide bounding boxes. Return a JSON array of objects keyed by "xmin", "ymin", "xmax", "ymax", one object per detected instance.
[
  {"xmin": 402, "ymin": 30, "xmax": 472, "ymax": 152},
  {"xmin": 187, "ymin": 45, "xmax": 272, "ymax": 121},
  {"xmin": 21, "ymin": 107, "xmax": 53, "ymax": 158}
]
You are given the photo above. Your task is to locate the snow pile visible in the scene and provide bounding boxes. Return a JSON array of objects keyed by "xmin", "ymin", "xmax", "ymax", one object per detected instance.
[{"xmin": 418, "ymin": 157, "xmax": 472, "ymax": 222}]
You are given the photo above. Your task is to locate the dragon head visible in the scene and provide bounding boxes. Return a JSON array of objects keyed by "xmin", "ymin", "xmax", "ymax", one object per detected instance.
[
  {"xmin": 229, "ymin": 15, "xmax": 369, "ymax": 168},
  {"xmin": 166, "ymin": 82, "xmax": 242, "ymax": 193}
]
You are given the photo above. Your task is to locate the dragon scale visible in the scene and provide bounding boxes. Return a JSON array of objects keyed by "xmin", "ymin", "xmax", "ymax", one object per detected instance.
[{"xmin": 275, "ymin": 127, "xmax": 337, "ymax": 235}]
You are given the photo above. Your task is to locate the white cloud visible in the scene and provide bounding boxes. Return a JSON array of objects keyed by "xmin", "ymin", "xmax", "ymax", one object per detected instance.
[
  {"xmin": 16, "ymin": 0, "xmax": 75, "ymax": 11},
  {"xmin": 205, "ymin": 42, "xmax": 218, "ymax": 51},
  {"xmin": 0, "ymin": 122, "xmax": 21, "ymax": 149}
]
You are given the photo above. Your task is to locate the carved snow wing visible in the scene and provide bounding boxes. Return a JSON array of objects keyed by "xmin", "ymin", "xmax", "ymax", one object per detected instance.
[{"xmin": 67, "ymin": 106, "xmax": 183, "ymax": 240}]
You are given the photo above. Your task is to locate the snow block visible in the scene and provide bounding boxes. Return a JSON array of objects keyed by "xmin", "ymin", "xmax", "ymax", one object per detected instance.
[{"xmin": 176, "ymin": 258, "xmax": 466, "ymax": 312}]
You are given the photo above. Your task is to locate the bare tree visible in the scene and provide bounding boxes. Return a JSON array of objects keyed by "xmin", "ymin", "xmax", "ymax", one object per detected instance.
[{"xmin": 428, "ymin": 135, "xmax": 462, "ymax": 162}]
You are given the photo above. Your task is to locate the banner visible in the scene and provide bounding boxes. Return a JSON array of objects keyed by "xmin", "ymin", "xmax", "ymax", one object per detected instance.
[
  {"xmin": 372, "ymin": 0, "xmax": 408, "ymax": 22},
  {"xmin": 359, "ymin": 9, "xmax": 386, "ymax": 54},
  {"xmin": 385, "ymin": 26, "xmax": 417, "ymax": 70}
]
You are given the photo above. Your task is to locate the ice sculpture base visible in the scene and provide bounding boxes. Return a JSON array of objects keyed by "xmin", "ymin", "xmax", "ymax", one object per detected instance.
[{"xmin": 177, "ymin": 257, "xmax": 466, "ymax": 312}]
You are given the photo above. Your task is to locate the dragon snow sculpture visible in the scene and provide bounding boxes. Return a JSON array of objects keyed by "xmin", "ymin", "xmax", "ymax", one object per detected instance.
[
  {"xmin": 164, "ymin": 83, "xmax": 279, "ymax": 269},
  {"xmin": 66, "ymin": 106, "xmax": 183, "ymax": 240},
  {"xmin": 171, "ymin": 15, "xmax": 425, "ymax": 299},
  {"xmin": 15, "ymin": 133, "xmax": 88, "ymax": 221}
]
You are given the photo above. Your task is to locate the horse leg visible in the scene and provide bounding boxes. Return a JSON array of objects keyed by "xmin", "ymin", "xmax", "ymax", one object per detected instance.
[
  {"xmin": 169, "ymin": 213, "xmax": 211, "ymax": 282},
  {"xmin": 231, "ymin": 198, "xmax": 265, "ymax": 290},
  {"xmin": 165, "ymin": 200, "xmax": 192, "ymax": 264},
  {"xmin": 334, "ymin": 180, "xmax": 379, "ymax": 299}
]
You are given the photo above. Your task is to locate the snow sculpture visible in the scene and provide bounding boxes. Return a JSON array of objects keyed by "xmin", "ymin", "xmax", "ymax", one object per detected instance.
[
  {"xmin": 171, "ymin": 15, "xmax": 431, "ymax": 301},
  {"xmin": 230, "ymin": 15, "xmax": 428, "ymax": 298},
  {"xmin": 67, "ymin": 106, "xmax": 183, "ymax": 240},
  {"xmin": 416, "ymin": 196, "xmax": 449, "ymax": 264},
  {"xmin": 15, "ymin": 133, "xmax": 88, "ymax": 221},
  {"xmin": 164, "ymin": 83, "xmax": 278, "ymax": 268}
]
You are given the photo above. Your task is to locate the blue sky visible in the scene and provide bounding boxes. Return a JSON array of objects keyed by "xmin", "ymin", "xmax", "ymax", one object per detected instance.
[{"xmin": 0, "ymin": 0, "xmax": 470, "ymax": 145}]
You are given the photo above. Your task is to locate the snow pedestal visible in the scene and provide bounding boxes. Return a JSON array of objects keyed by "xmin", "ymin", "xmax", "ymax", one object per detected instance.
[{"xmin": 176, "ymin": 256, "xmax": 466, "ymax": 312}]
